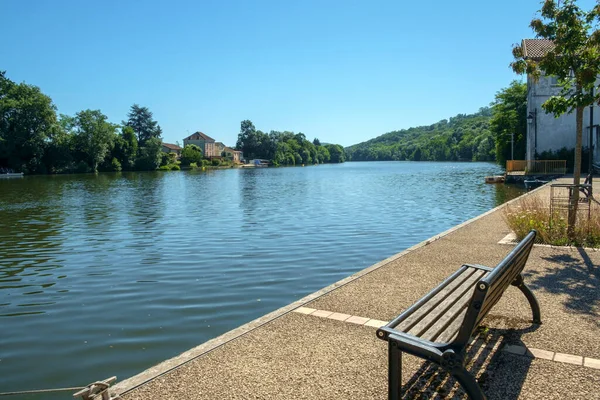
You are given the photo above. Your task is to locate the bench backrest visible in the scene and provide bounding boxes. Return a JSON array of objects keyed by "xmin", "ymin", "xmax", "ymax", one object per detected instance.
[{"xmin": 454, "ymin": 230, "xmax": 537, "ymax": 346}]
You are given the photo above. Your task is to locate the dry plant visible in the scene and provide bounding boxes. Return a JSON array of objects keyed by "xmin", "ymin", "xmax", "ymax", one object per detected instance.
[{"xmin": 504, "ymin": 195, "xmax": 600, "ymax": 248}]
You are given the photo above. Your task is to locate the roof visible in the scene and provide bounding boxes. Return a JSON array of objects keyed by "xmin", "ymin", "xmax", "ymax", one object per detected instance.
[
  {"xmin": 223, "ymin": 146, "xmax": 241, "ymax": 153},
  {"xmin": 522, "ymin": 39, "xmax": 555, "ymax": 61},
  {"xmin": 184, "ymin": 131, "xmax": 215, "ymax": 142},
  {"xmin": 161, "ymin": 142, "xmax": 182, "ymax": 150}
]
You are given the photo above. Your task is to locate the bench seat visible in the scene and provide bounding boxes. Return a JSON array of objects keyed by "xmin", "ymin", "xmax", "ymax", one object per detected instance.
[{"xmin": 391, "ymin": 264, "xmax": 491, "ymax": 345}]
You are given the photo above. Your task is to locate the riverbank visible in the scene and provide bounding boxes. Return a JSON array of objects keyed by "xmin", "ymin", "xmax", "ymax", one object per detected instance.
[{"xmin": 112, "ymin": 178, "xmax": 599, "ymax": 399}]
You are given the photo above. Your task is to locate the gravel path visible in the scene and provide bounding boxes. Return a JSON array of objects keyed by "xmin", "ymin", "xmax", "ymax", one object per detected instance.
[{"xmin": 119, "ymin": 180, "xmax": 600, "ymax": 399}]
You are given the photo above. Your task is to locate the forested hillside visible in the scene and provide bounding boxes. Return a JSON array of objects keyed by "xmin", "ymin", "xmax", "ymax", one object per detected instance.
[{"xmin": 345, "ymin": 108, "xmax": 495, "ymax": 162}]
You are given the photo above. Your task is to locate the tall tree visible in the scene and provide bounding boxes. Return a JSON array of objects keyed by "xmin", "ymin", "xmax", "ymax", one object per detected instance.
[
  {"xmin": 69, "ymin": 109, "xmax": 118, "ymax": 172},
  {"xmin": 236, "ymin": 120, "xmax": 264, "ymax": 159},
  {"xmin": 125, "ymin": 104, "xmax": 162, "ymax": 146},
  {"xmin": 490, "ymin": 81, "xmax": 527, "ymax": 166},
  {"xmin": 0, "ymin": 71, "xmax": 58, "ymax": 173},
  {"xmin": 113, "ymin": 126, "xmax": 138, "ymax": 170},
  {"xmin": 511, "ymin": 0, "xmax": 600, "ymax": 237}
]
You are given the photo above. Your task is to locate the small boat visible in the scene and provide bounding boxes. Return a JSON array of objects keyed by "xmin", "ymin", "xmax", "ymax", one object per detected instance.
[
  {"xmin": 485, "ymin": 175, "xmax": 505, "ymax": 184},
  {"xmin": 0, "ymin": 169, "xmax": 24, "ymax": 178}
]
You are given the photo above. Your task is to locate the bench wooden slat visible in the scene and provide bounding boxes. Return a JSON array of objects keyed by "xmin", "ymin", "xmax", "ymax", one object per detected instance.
[
  {"xmin": 394, "ymin": 267, "xmax": 478, "ymax": 333},
  {"xmin": 435, "ymin": 307, "xmax": 468, "ymax": 343},
  {"xmin": 387, "ymin": 266, "xmax": 472, "ymax": 329},
  {"xmin": 408, "ymin": 269, "xmax": 486, "ymax": 341}
]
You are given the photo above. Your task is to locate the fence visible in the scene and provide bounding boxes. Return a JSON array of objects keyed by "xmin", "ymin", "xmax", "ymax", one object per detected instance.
[{"xmin": 506, "ymin": 160, "xmax": 567, "ymax": 175}]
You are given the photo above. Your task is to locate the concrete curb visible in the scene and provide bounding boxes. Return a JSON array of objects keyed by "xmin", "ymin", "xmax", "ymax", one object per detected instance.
[{"xmin": 113, "ymin": 181, "xmax": 549, "ymax": 396}]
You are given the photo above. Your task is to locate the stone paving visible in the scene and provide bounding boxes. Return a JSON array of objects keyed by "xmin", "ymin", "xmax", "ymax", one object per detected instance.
[{"xmin": 116, "ymin": 180, "xmax": 600, "ymax": 399}]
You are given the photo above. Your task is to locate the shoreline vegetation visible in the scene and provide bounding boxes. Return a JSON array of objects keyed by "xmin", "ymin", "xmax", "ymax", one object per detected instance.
[
  {"xmin": 1, "ymin": 69, "xmax": 583, "ymax": 177},
  {"xmin": 0, "ymin": 71, "xmax": 346, "ymax": 176}
]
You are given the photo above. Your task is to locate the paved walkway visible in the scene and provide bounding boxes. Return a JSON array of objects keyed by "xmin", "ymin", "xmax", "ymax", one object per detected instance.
[{"xmin": 116, "ymin": 180, "xmax": 600, "ymax": 399}]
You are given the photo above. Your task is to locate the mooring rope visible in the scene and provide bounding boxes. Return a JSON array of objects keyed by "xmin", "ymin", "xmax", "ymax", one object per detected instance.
[{"xmin": 0, "ymin": 386, "xmax": 84, "ymax": 396}]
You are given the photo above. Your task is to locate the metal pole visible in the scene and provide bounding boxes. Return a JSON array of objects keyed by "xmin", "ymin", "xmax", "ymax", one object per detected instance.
[
  {"xmin": 511, "ymin": 132, "xmax": 514, "ymax": 161},
  {"xmin": 589, "ymin": 87, "xmax": 594, "ymax": 184}
]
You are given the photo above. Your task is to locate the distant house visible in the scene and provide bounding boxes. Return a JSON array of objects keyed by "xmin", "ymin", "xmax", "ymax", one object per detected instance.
[
  {"xmin": 223, "ymin": 146, "xmax": 243, "ymax": 164},
  {"xmin": 183, "ymin": 132, "xmax": 216, "ymax": 158},
  {"xmin": 215, "ymin": 142, "xmax": 226, "ymax": 155},
  {"xmin": 161, "ymin": 142, "xmax": 182, "ymax": 157},
  {"xmin": 521, "ymin": 39, "xmax": 600, "ymax": 164}
]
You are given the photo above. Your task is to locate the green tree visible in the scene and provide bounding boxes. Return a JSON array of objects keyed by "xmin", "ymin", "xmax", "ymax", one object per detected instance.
[
  {"xmin": 135, "ymin": 137, "xmax": 162, "ymax": 170},
  {"xmin": 0, "ymin": 71, "xmax": 58, "ymax": 173},
  {"xmin": 114, "ymin": 126, "xmax": 138, "ymax": 170},
  {"xmin": 68, "ymin": 109, "xmax": 118, "ymax": 172},
  {"xmin": 511, "ymin": 0, "xmax": 600, "ymax": 237},
  {"xmin": 490, "ymin": 81, "xmax": 527, "ymax": 166},
  {"xmin": 180, "ymin": 144, "xmax": 203, "ymax": 166},
  {"xmin": 236, "ymin": 120, "xmax": 267, "ymax": 159},
  {"xmin": 325, "ymin": 144, "xmax": 346, "ymax": 163},
  {"xmin": 125, "ymin": 104, "xmax": 162, "ymax": 146}
]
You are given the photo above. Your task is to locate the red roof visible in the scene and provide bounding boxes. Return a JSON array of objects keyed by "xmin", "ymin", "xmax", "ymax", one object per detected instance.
[
  {"xmin": 184, "ymin": 131, "xmax": 215, "ymax": 142},
  {"xmin": 161, "ymin": 142, "xmax": 182, "ymax": 150}
]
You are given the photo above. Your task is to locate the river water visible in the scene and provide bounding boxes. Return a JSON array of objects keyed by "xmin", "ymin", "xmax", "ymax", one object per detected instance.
[{"xmin": 0, "ymin": 162, "xmax": 523, "ymax": 398}]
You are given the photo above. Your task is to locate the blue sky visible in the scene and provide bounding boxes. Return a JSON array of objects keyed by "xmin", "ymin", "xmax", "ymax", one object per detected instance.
[{"xmin": 2, "ymin": 0, "xmax": 597, "ymax": 147}]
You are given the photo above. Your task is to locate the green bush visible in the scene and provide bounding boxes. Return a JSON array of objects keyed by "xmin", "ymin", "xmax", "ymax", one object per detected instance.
[
  {"xmin": 211, "ymin": 158, "xmax": 221, "ymax": 166},
  {"xmin": 110, "ymin": 157, "xmax": 122, "ymax": 172},
  {"xmin": 201, "ymin": 159, "xmax": 210, "ymax": 167},
  {"xmin": 170, "ymin": 164, "xmax": 180, "ymax": 170},
  {"xmin": 189, "ymin": 162, "xmax": 198, "ymax": 168},
  {"xmin": 504, "ymin": 196, "xmax": 600, "ymax": 247},
  {"xmin": 181, "ymin": 144, "xmax": 203, "ymax": 166},
  {"xmin": 158, "ymin": 165, "xmax": 171, "ymax": 171}
]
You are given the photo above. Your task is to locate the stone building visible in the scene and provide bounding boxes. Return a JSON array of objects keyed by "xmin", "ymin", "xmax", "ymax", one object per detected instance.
[{"xmin": 183, "ymin": 132, "xmax": 216, "ymax": 158}]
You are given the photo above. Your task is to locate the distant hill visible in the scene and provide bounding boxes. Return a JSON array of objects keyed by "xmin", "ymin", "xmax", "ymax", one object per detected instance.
[{"xmin": 345, "ymin": 108, "xmax": 495, "ymax": 162}]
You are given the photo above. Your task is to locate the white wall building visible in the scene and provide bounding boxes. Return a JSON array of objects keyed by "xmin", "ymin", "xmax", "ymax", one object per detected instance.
[{"xmin": 522, "ymin": 39, "xmax": 600, "ymax": 165}]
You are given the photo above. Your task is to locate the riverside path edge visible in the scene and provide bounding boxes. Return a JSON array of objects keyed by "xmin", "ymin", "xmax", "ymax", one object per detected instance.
[{"xmin": 112, "ymin": 182, "xmax": 550, "ymax": 396}]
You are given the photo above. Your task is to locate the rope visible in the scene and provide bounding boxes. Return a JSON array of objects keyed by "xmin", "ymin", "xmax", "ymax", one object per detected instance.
[{"xmin": 0, "ymin": 386, "xmax": 84, "ymax": 396}]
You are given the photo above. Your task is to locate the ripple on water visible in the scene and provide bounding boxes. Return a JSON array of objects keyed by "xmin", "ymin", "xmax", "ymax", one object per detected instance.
[{"xmin": 0, "ymin": 163, "xmax": 524, "ymax": 398}]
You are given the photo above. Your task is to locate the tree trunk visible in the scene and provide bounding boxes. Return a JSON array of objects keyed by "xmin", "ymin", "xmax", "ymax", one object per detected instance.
[{"xmin": 568, "ymin": 106, "xmax": 583, "ymax": 240}]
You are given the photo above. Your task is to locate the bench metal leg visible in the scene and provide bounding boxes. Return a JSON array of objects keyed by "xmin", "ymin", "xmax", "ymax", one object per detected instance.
[
  {"xmin": 388, "ymin": 341, "xmax": 402, "ymax": 400},
  {"xmin": 452, "ymin": 365, "xmax": 487, "ymax": 400},
  {"xmin": 440, "ymin": 350, "xmax": 487, "ymax": 400},
  {"xmin": 512, "ymin": 275, "xmax": 542, "ymax": 324}
]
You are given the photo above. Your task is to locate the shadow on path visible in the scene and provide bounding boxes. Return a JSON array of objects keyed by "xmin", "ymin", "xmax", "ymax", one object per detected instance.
[
  {"xmin": 524, "ymin": 249, "xmax": 599, "ymax": 326},
  {"xmin": 399, "ymin": 321, "xmax": 538, "ymax": 399}
]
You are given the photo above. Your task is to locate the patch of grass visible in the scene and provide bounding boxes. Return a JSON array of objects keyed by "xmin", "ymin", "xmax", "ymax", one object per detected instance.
[{"xmin": 504, "ymin": 195, "xmax": 600, "ymax": 247}]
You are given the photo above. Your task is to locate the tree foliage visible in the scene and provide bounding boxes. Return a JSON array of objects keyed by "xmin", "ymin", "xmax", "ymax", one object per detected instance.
[
  {"xmin": 0, "ymin": 71, "xmax": 59, "ymax": 173},
  {"xmin": 346, "ymin": 109, "xmax": 494, "ymax": 162},
  {"xmin": 65, "ymin": 109, "xmax": 118, "ymax": 172},
  {"xmin": 180, "ymin": 144, "xmax": 203, "ymax": 166},
  {"xmin": 125, "ymin": 104, "xmax": 162, "ymax": 146},
  {"xmin": 490, "ymin": 81, "xmax": 527, "ymax": 166},
  {"xmin": 235, "ymin": 120, "xmax": 345, "ymax": 165}
]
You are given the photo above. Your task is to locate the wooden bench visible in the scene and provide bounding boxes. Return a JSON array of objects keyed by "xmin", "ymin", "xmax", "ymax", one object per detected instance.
[{"xmin": 375, "ymin": 230, "xmax": 540, "ymax": 400}]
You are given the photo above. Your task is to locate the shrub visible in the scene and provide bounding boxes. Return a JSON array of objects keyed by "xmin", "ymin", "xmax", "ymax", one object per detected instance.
[
  {"xmin": 189, "ymin": 162, "xmax": 198, "ymax": 168},
  {"xmin": 211, "ymin": 158, "xmax": 221, "ymax": 166},
  {"xmin": 158, "ymin": 165, "xmax": 171, "ymax": 171},
  {"xmin": 110, "ymin": 157, "xmax": 122, "ymax": 172},
  {"xmin": 170, "ymin": 164, "xmax": 180, "ymax": 170},
  {"xmin": 201, "ymin": 159, "xmax": 210, "ymax": 167},
  {"xmin": 504, "ymin": 195, "xmax": 600, "ymax": 247},
  {"xmin": 181, "ymin": 144, "xmax": 203, "ymax": 166}
]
